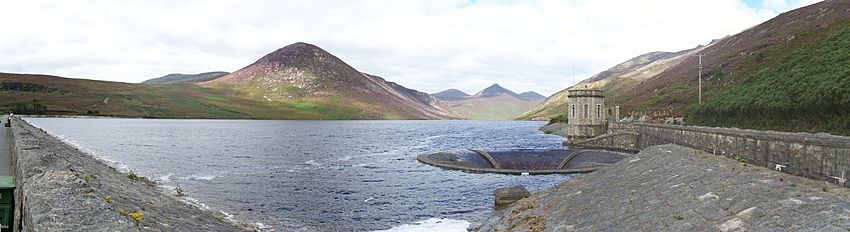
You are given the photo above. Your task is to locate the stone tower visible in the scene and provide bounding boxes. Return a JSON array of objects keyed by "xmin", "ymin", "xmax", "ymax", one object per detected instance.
[{"xmin": 566, "ymin": 88, "xmax": 607, "ymax": 141}]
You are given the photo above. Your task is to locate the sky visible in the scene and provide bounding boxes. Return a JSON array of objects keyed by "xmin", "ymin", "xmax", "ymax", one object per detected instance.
[{"xmin": 0, "ymin": 0, "xmax": 821, "ymax": 96}]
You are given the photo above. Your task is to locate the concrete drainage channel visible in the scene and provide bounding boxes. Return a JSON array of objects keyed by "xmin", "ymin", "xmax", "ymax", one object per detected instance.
[{"xmin": 416, "ymin": 148, "xmax": 631, "ymax": 175}]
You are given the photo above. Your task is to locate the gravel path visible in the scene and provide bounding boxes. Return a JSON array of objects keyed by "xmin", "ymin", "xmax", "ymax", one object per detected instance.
[{"xmin": 477, "ymin": 144, "xmax": 850, "ymax": 231}]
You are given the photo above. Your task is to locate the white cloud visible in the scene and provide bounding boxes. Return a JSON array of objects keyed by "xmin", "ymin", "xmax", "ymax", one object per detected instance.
[{"xmin": 0, "ymin": 0, "xmax": 819, "ymax": 95}]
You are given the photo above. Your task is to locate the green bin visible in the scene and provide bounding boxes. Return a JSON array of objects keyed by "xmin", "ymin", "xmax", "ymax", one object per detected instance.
[{"xmin": 0, "ymin": 176, "xmax": 14, "ymax": 229}]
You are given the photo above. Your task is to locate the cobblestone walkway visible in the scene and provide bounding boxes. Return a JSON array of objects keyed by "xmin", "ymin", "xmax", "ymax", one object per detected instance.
[{"xmin": 477, "ymin": 144, "xmax": 850, "ymax": 231}]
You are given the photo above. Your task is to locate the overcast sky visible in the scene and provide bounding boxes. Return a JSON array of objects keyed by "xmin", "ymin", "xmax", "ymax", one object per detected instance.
[{"xmin": 0, "ymin": 0, "xmax": 819, "ymax": 96}]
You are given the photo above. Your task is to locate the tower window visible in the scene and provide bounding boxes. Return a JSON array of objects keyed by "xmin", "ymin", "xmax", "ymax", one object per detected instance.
[
  {"xmin": 584, "ymin": 104, "xmax": 588, "ymax": 118},
  {"xmin": 571, "ymin": 105, "xmax": 575, "ymax": 117},
  {"xmin": 597, "ymin": 105, "xmax": 601, "ymax": 118}
]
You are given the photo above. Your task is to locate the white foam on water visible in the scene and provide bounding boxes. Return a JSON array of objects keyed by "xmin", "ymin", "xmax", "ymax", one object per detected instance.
[
  {"xmin": 157, "ymin": 173, "xmax": 174, "ymax": 183},
  {"xmin": 219, "ymin": 210, "xmax": 236, "ymax": 222},
  {"xmin": 304, "ymin": 160, "xmax": 321, "ymax": 166},
  {"xmin": 375, "ymin": 218, "xmax": 470, "ymax": 232},
  {"xmin": 253, "ymin": 222, "xmax": 273, "ymax": 230},
  {"xmin": 355, "ymin": 162, "xmax": 376, "ymax": 167},
  {"xmin": 180, "ymin": 197, "xmax": 211, "ymax": 211},
  {"xmin": 182, "ymin": 174, "xmax": 216, "ymax": 181}
]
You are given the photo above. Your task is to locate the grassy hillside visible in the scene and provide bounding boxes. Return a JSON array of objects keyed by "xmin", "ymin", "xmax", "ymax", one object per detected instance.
[
  {"xmin": 0, "ymin": 73, "xmax": 368, "ymax": 119},
  {"xmin": 690, "ymin": 28, "xmax": 850, "ymax": 135},
  {"xmin": 522, "ymin": 1, "xmax": 850, "ymax": 135}
]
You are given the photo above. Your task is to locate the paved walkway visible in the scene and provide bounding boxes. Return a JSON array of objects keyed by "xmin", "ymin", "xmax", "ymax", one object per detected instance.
[
  {"xmin": 0, "ymin": 116, "xmax": 9, "ymax": 176},
  {"xmin": 477, "ymin": 144, "xmax": 850, "ymax": 231}
]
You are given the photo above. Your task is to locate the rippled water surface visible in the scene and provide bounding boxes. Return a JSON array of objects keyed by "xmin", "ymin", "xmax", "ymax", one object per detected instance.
[{"xmin": 27, "ymin": 118, "xmax": 572, "ymax": 231}]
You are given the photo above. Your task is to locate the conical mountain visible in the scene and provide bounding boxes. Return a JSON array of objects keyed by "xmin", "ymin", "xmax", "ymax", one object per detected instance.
[
  {"xmin": 204, "ymin": 42, "xmax": 454, "ymax": 119},
  {"xmin": 472, "ymin": 83, "xmax": 519, "ymax": 98}
]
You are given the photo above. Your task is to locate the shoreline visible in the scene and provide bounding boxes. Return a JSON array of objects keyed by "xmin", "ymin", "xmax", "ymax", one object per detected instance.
[{"xmin": 9, "ymin": 117, "xmax": 254, "ymax": 231}]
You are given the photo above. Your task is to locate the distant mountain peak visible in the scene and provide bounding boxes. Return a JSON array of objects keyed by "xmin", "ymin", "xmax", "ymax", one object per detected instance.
[
  {"xmin": 517, "ymin": 91, "xmax": 546, "ymax": 101},
  {"xmin": 142, "ymin": 71, "xmax": 230, "ymax": 84},
  {"xmin": 474, "ymin": 83, "xmax": 519, "ymax": 98},
  {"xmin": 255, "ymin": 42, "xmax": 336, "ymax": 66},
  {"xmin": 432, "ymin": 89, "xmax": 470, "ymax": 101}
]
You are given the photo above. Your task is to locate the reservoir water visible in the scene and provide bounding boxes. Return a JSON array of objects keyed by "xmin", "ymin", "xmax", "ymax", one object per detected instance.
[{"xmin": 26, "ymin": 118, "xmax": 572, "ymax": 231}]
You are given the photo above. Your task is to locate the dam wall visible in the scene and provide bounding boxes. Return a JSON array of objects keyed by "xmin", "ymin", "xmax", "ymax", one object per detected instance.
[
  {"xmin": 564, "ymin": 123, "xmax": 850, "ymax": 187},
  {"xmin": 568, "ymin": 132, "xmax": 639, "ymax": 152},
  {"xmin": 637, "ymin": 123, "xmax": 850, "ymax": 187},
  {"xmin": 8, "ymin": 117, "xmax": 246, "ymax": 231}
]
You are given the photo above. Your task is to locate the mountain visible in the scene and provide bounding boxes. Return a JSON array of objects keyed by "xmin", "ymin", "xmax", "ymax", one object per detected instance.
[
  {"xmin": 517, "ymin": 91, "xmax": 546, "ymax": 101},
  {"xmin": 432, "ymin": 89, "xmax": 470, "ymax": 101},
  {"xmin": 201, "ymin": 42, "xmax": 454, "ymax": 119},
  {"xmin": 472, "ymin": 83, "xmax": 519, "ymax": 98},
  {"xmin": 518, "ymin": 46, "xmax": 704, "ymax": 120},
  {"xmin": 143, "ymin": 72, "xmax": 229, "ymax": 84},
  {"xmin": 438, "ymin": 84, "xmax": 542, "ymax": 120},
  {"xmin": 521, "ymin": 0, "xmax": 850, "ymax": 135}
]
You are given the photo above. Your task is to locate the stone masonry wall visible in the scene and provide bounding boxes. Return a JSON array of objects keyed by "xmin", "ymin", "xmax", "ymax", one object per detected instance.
[
  {"xmin": 608, "ymin": 122, "xmax": 637, "ymax": 133},
  {"xmin": 637, "ymin": 123, "xmax": 850, "ymax": 187},
  {"xmin": 568, "ymin": 132, "xmax": 639, "ymax": 153}
]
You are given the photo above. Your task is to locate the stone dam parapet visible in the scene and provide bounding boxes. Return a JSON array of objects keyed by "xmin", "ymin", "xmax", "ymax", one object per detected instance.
[
  {"xmin": 637, "ymin": 123, "xmax": 850, "ymax": 188},
  {"xmin": 565, "ymin": 123, "xmax": 850, "ymax": 188},
  {"xmin": 8, "ymin": 117, "xmax": 247, "ymax": 231}
]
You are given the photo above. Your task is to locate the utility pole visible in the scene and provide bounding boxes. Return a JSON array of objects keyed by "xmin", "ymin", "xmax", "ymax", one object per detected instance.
[{"xmin": 698, "ymin": 53, "xmax": 704, "ymax": 104}]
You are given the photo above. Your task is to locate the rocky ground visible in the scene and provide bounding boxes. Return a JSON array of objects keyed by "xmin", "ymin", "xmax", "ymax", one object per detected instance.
[
  {"xmin": 10, "ymin": 117, "xmax": 249, "ymax": 231},
  {"xmin": 539, "ymin": 123, "xmax": 568, "ymax": 138},
  {"xmin": 476, "ymin": 144, "xmax": 850, "ymax": 231}
]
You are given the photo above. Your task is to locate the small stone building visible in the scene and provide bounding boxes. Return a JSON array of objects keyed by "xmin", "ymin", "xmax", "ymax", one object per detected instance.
[{"xmin": 566, "ymin": 89, "xmax": 607, "ymax": 140}]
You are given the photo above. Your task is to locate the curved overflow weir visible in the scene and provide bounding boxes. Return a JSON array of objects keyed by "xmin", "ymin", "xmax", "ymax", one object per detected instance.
[{"xmin": 417, "ymin": 149, "xmax": 630, "ymax": 175}]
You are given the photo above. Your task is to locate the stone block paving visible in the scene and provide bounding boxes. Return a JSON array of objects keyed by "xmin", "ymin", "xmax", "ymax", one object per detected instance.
[{"xmin": 477, "ymin": 144, "xmax": 850, "ymax": 232}]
